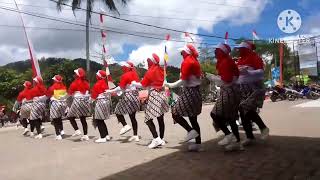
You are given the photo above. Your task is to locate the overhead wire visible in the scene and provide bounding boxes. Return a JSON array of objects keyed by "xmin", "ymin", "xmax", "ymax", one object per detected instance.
[
  {"xmin": 0, "ymin": 6, "xmax": 232, "ymax": 46},
  {"xmin": 0, "ymin": 1, "xmax": 319, "ymax": 45}
]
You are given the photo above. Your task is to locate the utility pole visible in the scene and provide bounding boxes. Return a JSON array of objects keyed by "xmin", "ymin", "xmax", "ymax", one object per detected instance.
[
  {"xmin": 86, "ymin": 0, "xmax": 90, "ymax": 76},
  {"xmin": 279, "ymin": 43, "xmax": 284, "ymax": 87}
]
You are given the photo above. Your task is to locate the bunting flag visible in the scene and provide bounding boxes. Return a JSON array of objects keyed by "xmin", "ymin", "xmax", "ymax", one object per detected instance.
[
  {"xmin": 164, "ymin": 34, "xmax": 170, "ymax": 63},
  {"xmin": 252, "ymin": 30, "xmax": 259, "ymax": 42},
  {"xmin": 14, "ymin": 0, "xmax": 41, "ymax": 78},
  {"xmin": 184, "ymin": 32, "xmax": 194, "ymax": 43},
  {"xmin": 99, "ymin": 12, "xmax": 113, "ymax": 82},
  {"xmin": 224, "ymin": 31, "xmax": 229, "ymax": 44}
]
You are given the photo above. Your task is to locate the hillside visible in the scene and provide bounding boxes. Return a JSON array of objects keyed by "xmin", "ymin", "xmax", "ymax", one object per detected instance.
[
  {"xmin": 1, "ymin": 58, "xmax": 180, "ymax": 84},
  {"xmin": 2, "ymin": 57, "xmax": 102, "ymax": 74},
  {"xmin": 0, "ymin": 58, "xmax": 180, "ymax": 103},
  {"xmin": 0, "ymin": 58, "xmax": 220, "ymax": 110}
]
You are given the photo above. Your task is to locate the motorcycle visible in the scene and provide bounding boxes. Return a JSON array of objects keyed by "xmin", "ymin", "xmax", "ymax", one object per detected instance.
[
  {"xmin": 284, "ymin": 87, "xmax": 300, "ymax": 101},
  {"xmin": 301, "ymin": 87, "xmax": 320, "ymax": 100},
  {"xmin": 285, "ymin": 86, "xmax": 320, "ymax": 100},
  {"xmin": 310, "ymin": 85, "xmax": 320, "ymax": 99},
  {"xmin": 270, "ymin": 85, "xmax": 287, "ymax": 102}
]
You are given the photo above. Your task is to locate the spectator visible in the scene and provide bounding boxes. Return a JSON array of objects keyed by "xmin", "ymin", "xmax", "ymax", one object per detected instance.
[{"xmin": 0, "ymin": 105, "xmax": 6, "ymax": 127}]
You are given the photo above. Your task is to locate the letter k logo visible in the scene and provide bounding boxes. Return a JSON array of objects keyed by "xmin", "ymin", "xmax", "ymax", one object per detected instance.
[
  {"xmin": 277, "ymin": 9, "xmax": 301, "ymax": 34},
  {"xmin": 286, "ymin": 16, "xmax": 294, "ymax": 27}
]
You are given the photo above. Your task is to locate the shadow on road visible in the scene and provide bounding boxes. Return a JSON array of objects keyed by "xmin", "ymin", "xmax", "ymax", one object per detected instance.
[
  {"xmin": 67, "ymin": 136, "xmax": 96, "ymax": 142},
  {"xmin": 100, "ymin": 135, "xmax": 320, "ymax": 180}
]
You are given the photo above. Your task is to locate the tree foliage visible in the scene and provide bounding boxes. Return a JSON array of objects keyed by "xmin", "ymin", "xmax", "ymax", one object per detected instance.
[
  {"xmin": 200, "ymin": 60, "xmax": 217, "ymax": 74},
  {"xmin": 0, "ymin": 68, "xmax": 25, "ymax": 106},
  {"xmin": 42, "ymin": 60, "xmax": 79, "ymax": 87},
  {"xmin": 0, "ymin": 57, "xmax": 181, "ymax": 108}
]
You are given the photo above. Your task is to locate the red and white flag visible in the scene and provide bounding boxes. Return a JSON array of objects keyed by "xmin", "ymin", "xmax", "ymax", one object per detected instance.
[
  {"xmin": 27, "ymin": 39, "xmax": 41, "ymax": 78},
  {"xmin": 99, "ymin": 12, "xmax": 112, "ymax": 81},
  {"xmin": 252, "ymin": 30, "xmax": 259, "ymax": 40},
  {"xmin": 184, "ymin": 32, "xmax": 194, "ymax": 43},
  {"xmin": 224, "ymin": 31, "xmax": 229, "ymax": 44},
  {"xmin": 14, "ymin": 0, "xmax": 41, "ymax": 78},
  {"xmin": 165, "ymin": 34, "xmax": 171, "ymax": 41}
]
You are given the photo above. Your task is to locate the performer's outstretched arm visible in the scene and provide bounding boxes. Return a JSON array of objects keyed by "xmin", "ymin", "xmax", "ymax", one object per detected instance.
[
  {"xmin": 164, "ymin": 79, "xmax": 185, "ymax": 88},
  {"xmin": 105, "ymin": 86, "xmax": 122, "ymax": 94},
  {"xmin": 206, "ymin": 73, "xmax": 223, "ymax": 86},
  {"xmin": 131, "ymin": 81, "xmax": 143, "ymax": 88}
]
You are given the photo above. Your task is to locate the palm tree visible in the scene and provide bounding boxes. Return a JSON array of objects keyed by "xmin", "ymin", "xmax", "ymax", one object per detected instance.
[{"xmin": 56, "ymin": 0, "xmax": 129, "ymax": 75}]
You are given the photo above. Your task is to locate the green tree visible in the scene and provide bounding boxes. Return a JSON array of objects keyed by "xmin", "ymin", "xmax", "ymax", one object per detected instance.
[
  {"xmin": 42, "ymin": 60, "xmax": 79, "ymax": 87},
  {"xmin": 200, "ymin": 60, "xmax": 216, "ymax": 74},
  {"xmin": 57, "ymin": 0, "xmax": 129, "ymax": 76},
  {"xmin": 166, "ymin": 66, "xmax": 180, "ymax": 82},
  {"xmin": 0, "ymin": 68, "xmax": 26, "ymax": 108}
]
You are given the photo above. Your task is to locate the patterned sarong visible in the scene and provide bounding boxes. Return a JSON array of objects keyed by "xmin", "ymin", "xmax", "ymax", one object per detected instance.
[
  {"xmin": 50, "ymin": 100, "xmax": 67, "ymax": 120},
  {"xmin": 20, "ymin": 101, "xmax": 32, "ymax": 119},
  {"xmin": 239, "ymin": 81, "xmax": 265, "ymax": 114},
  {"xmin": 145, "ymin": 90, "xmax": 169, "ymax": 122},
  {"xmin": 114, "ymin": 91, "xmax": 140, "ymax": 115},
  {"xmin": 30, "ymin": 101, "xmax": 46, "ymax": 120},
  {"xmin": 211, "ymin": 84, "xmax": 240, "ymax": 121},
  {"xmin": 67, "ymin": 96, "xmax": 91, "ymax": 118},
  {"xmin": 171, "ymin": 86, "xmax": 202, "ymax": 117},
  {"xmin": 94, "ymin": 96, "xmax": 111, "ymax": 120}
]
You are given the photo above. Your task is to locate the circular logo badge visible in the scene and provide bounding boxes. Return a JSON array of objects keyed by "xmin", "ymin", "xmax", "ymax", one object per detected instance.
[{"xmin": 277, "ymin": 9, "xmax": 301, "ymax": 34}]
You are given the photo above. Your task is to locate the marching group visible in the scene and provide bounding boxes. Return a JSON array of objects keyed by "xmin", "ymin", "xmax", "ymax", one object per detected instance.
[{"xmin": 13, "ymin": 41, "xmax": 270, "ymax": 152}]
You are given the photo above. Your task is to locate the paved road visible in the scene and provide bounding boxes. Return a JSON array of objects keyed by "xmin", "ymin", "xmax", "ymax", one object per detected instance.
[{"xmin": 0, "ymin": 100, "xmax": 320, "ymax": 180}]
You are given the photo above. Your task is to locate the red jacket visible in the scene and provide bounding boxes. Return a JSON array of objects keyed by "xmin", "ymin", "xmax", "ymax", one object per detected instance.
[
  {"xmin": 119, "ymin": 70, "xmax": 140, "ymax": 89},
  {"xmin": 237, "ymin": 51, "xmax": 263, "ymax": 70},
  {"xmin": 30, "ymin": 84, "xmax": 47, "ymax": 98},
  {"xmin": 141, "ymin": 65, "xmax": 164, "ymax": 89},
  {"xmin": 17, "ymin": 87, "xmax": 33, "ymax": 102},
  {"xmin": 180, "ymin": 55, "xmax": 201, "ymax": 80},
  {"xmin": 68, "ymin": 78, "xmax": 90, "ymax": 95},
  {"xmin": 91, "ymin": 79, "xmax": 109, "ymax": 99},
  {"xmin": 47, "ymin": 82, "xmax": 67, "ymax": 97},
  {"xmin": 217, "ymin": 56, "xmax": 239, "ymax": 83}
]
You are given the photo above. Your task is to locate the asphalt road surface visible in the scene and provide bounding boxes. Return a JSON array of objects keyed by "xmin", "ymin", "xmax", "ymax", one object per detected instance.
[{"xmin": 1, "ymin": 100, "xmax": 320, "ymax": 180}]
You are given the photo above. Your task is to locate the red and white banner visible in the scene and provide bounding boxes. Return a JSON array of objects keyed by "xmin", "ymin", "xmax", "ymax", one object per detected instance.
[
  {"xmin": 224, "ymin": 31, "xmax": 229, "ymax": 44},
  {"xmin": 184, "ymin": 32, "xmax": 194, "ymax": 43},
  {"xmin": 99, "ymin": 12, "xmax": 113, "ymax": 82},
  {"xmin": 14, "ymin": 0, "xmax": 41, "ymax": 78},
  {"xmin": 27, "ymin": 38, "xmax": 41, "ymax": 78},
  {"xmin": 252, "ymin": 30, "xmax": 259, "ymax": 40}
]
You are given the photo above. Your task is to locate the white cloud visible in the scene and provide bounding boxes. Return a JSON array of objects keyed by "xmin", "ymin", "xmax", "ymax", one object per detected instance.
[
  {"xmin": 128, "ymin": 41, "xmax": 184, "ymax": 67},
  {"xmin": 126, "ymin": 0, "xmax": 270, "ymax": 66},
  {"xmin": 0, "ymin": 0, "xmax": 270, "ymax": 66}
]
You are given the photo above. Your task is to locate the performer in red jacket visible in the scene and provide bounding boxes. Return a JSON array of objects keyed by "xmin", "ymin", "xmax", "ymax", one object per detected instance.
[
  {"xmin": 208, "ymin": 43, "xmax": 242, "ymax": 151},
  {"xmin": 47, "ymin": 75, "xmax": 67, "ymax": 140},
  {"xmin": 91, "ymin": 70, "xmax": 111, "ymax": 143},
  {"xmin": 106, "ymin": 61, "xmax": 141, "ymax": 142},
  {"xmin": 15, "ymin": 81, "xmax": 33, "ymax": 135},
  {"xmin": 236, "ymin": 41, "xmax": 269, "ymax": 145},
  {"xmin": 132, "ymin": 53, "xmax": 169, "ymax": 149},
  {"xmin": 164, "ymin": 43, "xmax": 203, "ymax": 152},
  {"xmin": 66, "ymin": 68, "xmax": 91, "ymax": 141},
  {"xmin": 29, "ymin": 76, "xmax": 47, "ymax": 139}
]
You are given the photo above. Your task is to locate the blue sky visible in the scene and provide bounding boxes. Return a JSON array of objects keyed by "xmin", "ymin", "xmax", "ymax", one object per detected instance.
[
  {"xmin": 200, "ymin": 0, "xmax": 320, "ymax": 42},
  {"xmin": 115, "ymin": 0, "xmax": 320, "ymax": 61}
]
